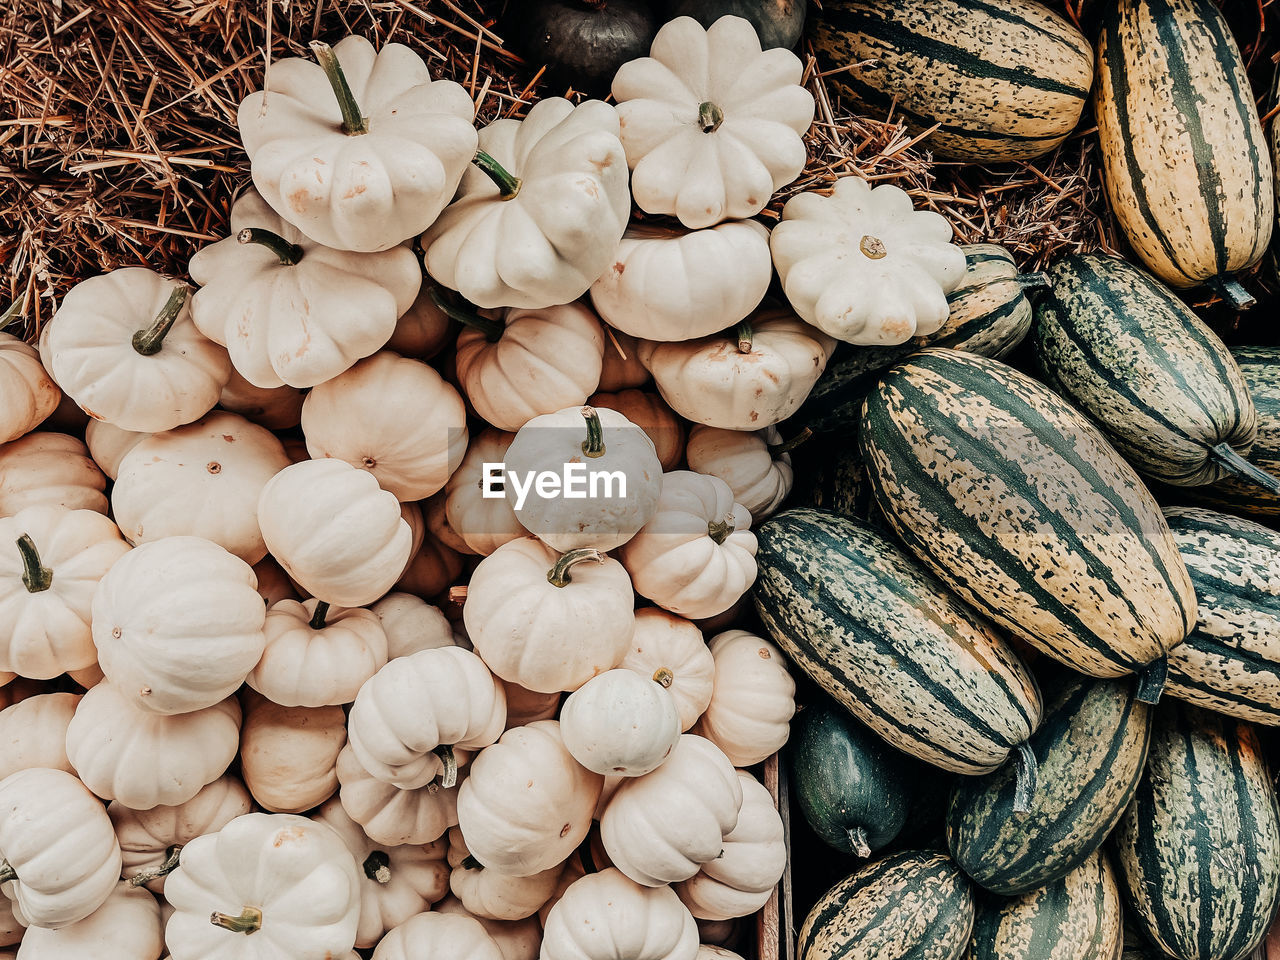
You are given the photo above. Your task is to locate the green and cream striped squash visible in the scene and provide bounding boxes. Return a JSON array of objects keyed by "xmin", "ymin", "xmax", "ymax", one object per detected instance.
[
  {"xmin": 1111, "ymin": 702, "xmax": 1280, "ymax": 960},
  {"xmin": 859, "ymin": 349, "xmax": 1196, "ymax": 693},
  {"xmin": 753, "ymin": 508, "xmax": 1043, "ymax": 779},
  {"xmin": 812, "ymin": 0, "xmax": 1092, "ymax": 162},
  {"xmin": 1032, "ymin": 252, "xmax": 1260, "ymax": 487},
  {"xmin": 947, "ymin": 674, "xmax": 1152, "ymax": 896},
  {"xmin": 966, "ymin": 850, "xmax": 1123, "ymax": 960},
  {"xmin": 1095, "ymin": 0, "xmax": 1273, "ymax": 308},
  {"xmin": 1162, "ymin": 506, "xmax": 1280, "ymax": 725},
  {"xmin": 799, "ymin": 851, "xmax": 975, "ymax": 960}
]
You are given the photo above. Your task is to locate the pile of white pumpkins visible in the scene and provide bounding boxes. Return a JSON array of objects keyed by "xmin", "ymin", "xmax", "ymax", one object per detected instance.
[{"xmin": 0, "ymin": 13, "xmax": 970, "ymax": 960}]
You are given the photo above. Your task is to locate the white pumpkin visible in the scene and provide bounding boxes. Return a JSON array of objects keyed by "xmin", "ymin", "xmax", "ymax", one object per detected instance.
[
  {"xmin": 611, "ymin": 16, "xmax": 813, "ymax": 229},
  {"xmin": 371, "ymin": 592, "xmax": 455, "ymax": 660},
  {"xmin": 463, "ymin": 537, "xmax": 635, "ymax": 694},
  {"xmin": 258, "ymin": 458, "xmax": 414, "ymax": 607},
  {"xmin": 301, "ymin": 351, "xmax": 469, "ymax": 501},
  {"xmin": 541, "ymin": 868, "xmax": 698, "ymax": 960},
  {"xmin": 426, "ymin": 492, "xmax": 475, "ymax": 557},
  {"xmin": 43, "ymin": 269, "xmax": 230, "ymax": 432},
  {"xmin": 589, "ymin": 221, "xmax": 772, "ymax": 341},
  {"xmin": 422, "ymin": 97, "xmax": 630, "ymax": 309},
  {"xmin": 0, "ymin": 433, "xmax": 107, "ymax": 515},
  {"xmin": 336, "ymin": 745, "xmax": 460, "ymax": 846},
  {"xmin": 560, "ymin": 669, "xmax": 681, "ymax": 777},
  {"xmin": 111, "ymin": 411, "xmax": 290, "ymax": 564},
  {"xmin": 693, "ymin": 631, "xmax": 795, "ymax": 767},
  {"xmin": 588, "ymin": 389, "xmax": 686, "ymax": 472},
  {"xmin": 239, "ymin": 695, "xmax": 347, "ymax": 814},
  {"xmin": 0, "ymin": 692, "xmax": 79, "ymax": 781},
  {"xmin": 0, "ymin": 333, "xmax": 58, "ymax": 444},
  {"xmin": 238, "ymin": 36, "xmax": 478, "ymax": 253},
  {"xmin": 216, "ymin": 366, "xmax": 304, "ymax": 430},
  {"xmin": 435, "ymin": 896, "xmax": 542, "ymax": 960},
  {"xmin": 16, "ymin": 882, "xmax": 163, "ymax": 960},
  {"xmin": 164, "ymin": 813, "xmax": 359, "ymax": 960},
  {"xmin": 770, "ymin": 177, "xmax": 968, "ymax": 344},
  {"xmin": 447, "ymin": 826, "xmax": 562, "ymax": 922},
  {"xmin": 685, "ymin": 425, "xmax": 793, "ymax": 520},
  {"xmin": 371, "ymin": 911, "xmax": 503, "ymax": 960},
  {"xmin": 83, "ymin": 420, "xmax": 146, "ymax": 481},
  {"xmin": 444, "ymin": 428, "xmax": 524, "ymax": 557},
  {"xmin": 618, "ymin": 472, "xmax": 757, "ymax": 620}
]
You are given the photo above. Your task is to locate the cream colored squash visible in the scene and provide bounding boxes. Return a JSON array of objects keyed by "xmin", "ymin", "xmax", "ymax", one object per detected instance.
[
  {"xmin": 693, "ymin": 631, "xmax": 795, "ymax": 767},
  {"xmin": 427, "ymin": 492, "xmax": 475, "ymax": 556},
  {"xmin": 314, "ymin": 798, "xmax": 449, "ymax": 949},
  {"xmin": 560, "ymin": 669, "xmax": 681, "ymax": 777},
  {"xmin": 463, "ymin": 537, "xmax": 636, "ymax": 694},
  {"xmin": 216, "ymin": 366, "xmax": 304, "ymax": 430},
  {"xmin": 435, "ymin": 896, "xmax": 542, "ymax": 960},
  {"xmin": 253, "ymin": 555, "xmax": 298, "ymax": 607},
  {"xmin": 619, "ymin": 608, "xmax": 715, "ymax": 731},
  {"xmin": 65, "ymin": 681, "xmax": 241, "ymax": 810},
  {"xmin": 388, "ymin": 285, "xmax": 455, "ymax": 359},
  {"xmin": 371, "ymin": 911, "xmax": 503, "ymax": 960},
  {"xmin": 501, "ymin": 681, "xmax": 561, "ymax": 729},
  {"xmin": 111, "ymin": 411, "xmax": 290, "ymax": 564},
  {"xmin": 400, "ymin": 500, "xmax": 427, "ymax": 575},
  {"xmin": 588, "ymin": 390, "xmax": 685, "ymax": 472},
  {"xmin": 0, "ymin": 768, "xmax": 122, "ymax": 929},
  {"xmin": 395, "ymin": 530, "xmax": 465, "ymax": 601},
  {"xmin": 347, "ymin": 646, "xmax": 505, "ymax": 789},
  {"xmin": 537, "ymin": 854, "xmax": 587, "ymax": 928},
  {"xmin": 593, "ymin": 774, "xmax": 626, "ymax": 821},
  {"xmin": 0, "ymin": 433, "xmax": 107, "ymax": 515},
  {"xmin": 600, "ymin": 735, "xmax": 742, "ymax": 887},
  {"xmin": 598, "ymin": 329, "xmax": 650, "ymax": 392},
  {"xmin": 589, "ymin": 222, "xmax": 772, "ymax": 340},
  {"xmin": 453, "ymin": 300, "xmax": 605, "ymax": 432},
  {"xmin": 371, "ymin": 592, "xmax": 454, "ymax": 660},
  {"xmin": 697, "ymin": 945, "xmax": 744, "ymax": 960},
  {"xmin": 43, "ymin": 269, "xmax": 230, "ymax": 432},
  {"xmin": 83, "ymin": 420, "xmax": 146, "ymax": 481},
  {"xmin": 674, "ymin": 771, "xmax": 784, "ymax": 920},
  {"xmin": 302, "ymin": 351, "xmax": 469, "ymax": 501},
  {"xmin": 446, "ymin": 825, "xmax": 563, "ymax": 921},
  {"xmin": 618, "ymin": 472, "xmax": 757, "ymax": 620},
  {"xmin": 0, "ymin": 333, "xmax": 59, "ymax": 445},
  {"xmin": 0, "ymin": 692, "xmax": 79, "ymax": 781},
  {"xmin": 67, "ymin": 663, "xmax": 102, "ymax": 691},
  {"xmin": 248, "ymin": 598, "xmax": 388, "ymax": 707},
  {"xmin": 92, "ymin": 536, "xmax": 267, "ymax": 714},
  {"xmin": 164, "ymin": 813, "xmax": 359, "ymax": 960},
  {"xmin": 336, "ymin": 745, "xmax": 460, "ymax": 846},
  {"xmin": 456, "ymin": 720, "xmax": 602, "ymax": 877},
  {"xmin": 637, "ymin": 308, "xmax": 835, "ymax": 430},
  {"xmin": 16, "ymin": 882, "xmax": 163, "ymax": 960},
  {"xmin": 444, "ymin": 428, "xmax": 523, "ymax": 557},
  {"xmin": 685, "ymin": 425, "xmax": 792, "ymax": 520},
  {"xmin": 239, "ymin": 695, "xmax": 346, "ymax": 814},
  {"xmin": 541, "ymin": 868, "xmax": 698, "ymax": 960},
  {"xmin": 0, "ymin": 506, "xmax": 129, "ymax": 679},
  {"xmin": 258, "ymin": 458, "xmax": 413, "ymax": 607}
]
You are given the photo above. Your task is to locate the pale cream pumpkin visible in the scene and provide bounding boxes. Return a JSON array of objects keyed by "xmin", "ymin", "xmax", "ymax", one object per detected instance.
[
  {"xmin": 66, "ymin": 681, "xmax": 241, "ymax": 809},
  {"xmin": 67, "ymin": 663, "xmax": 102, "ymax": 691},
  {"xmin": 685, "ymin": 425, "xmax": 792, "ymax": 520},
  {"xmin": 618, "ymin": 472, "xmax": 757, "ymax": 620},
  {"xmin": 0, "ymin": 506, "xmax": 130, "ymax": 679},
  {"xmin": 0, "ymin": 333, "xmax": 59, "ymax": 445},
  {"xmin": 674, "ymin": 771, "xmax": 785, "ymax": 920},
  {"xmin": 258, "ymin": 458, "xmax": 413, "ymax": 607},
  {"xmin": 371, "ymin": 592, "xmax": 455, "ymax": 660},
  {"xmin": 598, "ymin": 328, "xmax": 651, "ymax": 392},
  {"xmin": 698, "ymin": 944, "xmax": 744, "ymax": 960},
  {"xmin": 444, "ymin": 428, "xmax": 523, "ymax": 557},
  {"xmin": 426, "ymin": 492, "xmax": 476, "ymax": 557},
  {"xmin": 395, "ymin": 530, "xmax": 465, "ymax": 601},
  {"xmin": 588, "ymin": 390, "xmax": 686, "ymax": 472},
  {"xmin": 239, "ymin": 694, "xmax": 346, "ymax": 814},
  {"xmin": 541, "ymin": 868, "xmax": 698, "ymax": 960},
  {"xmin": 0, "ymin": 691, "xmax": 79, "ymax": 781},
  {"xmin": 248, "ymin": 598, "xmax": 388, "ymax": 707},
  {"xmin": 560, "ymin": 669, "xmax": 681, "ymax": 777},
  {"xmin": 401, "ymin": 500, "xmax": 427, "ymax": 573},
  {"xmin": 253, "ymin": 555, "xmax": 298, "ymax": 607},
  {"xmin": 435, "ymin": 896, "xmax": 542, "ymax": 960},
  {"xmin": 15, "ymin": 881, "xmax": 163, "ymax": 960},
  {"xmin": 463, "ymin": 537, "xmax": 636, "ymax": 694},
  {"xmin": 693, "ymin": 631, "xmax": 795, "ymax": 767},
  {"xmin": 371, "ymin": 911, "xmax": 503, "ymax": 960},
  {"xmin": 620, "ymin": 608, "xmax": 716, "ymax": 731},
  {"xmin": 336, "ymin": 745, "xmax": 460, "ymax": 846},
  {"xmin": 388, "ymin": 286, "xmax": 455, "ymax": 359},
  {"xmin": 216, "ymin": 366, "xmax": 304, "ymax": 430},
  {"xmin": 302, "ymin": 351, "xmax": 469, "ymax": 501},
  {"xmin": 111, "ymin": 411, "xmax": 290, "ymax": 564},
  {"xmin": 0, "ymin": 432, "xmax": 108, "ymax": 515},
  {"xmin": 456, "ymin": 720, "xmax": 602, "ymax": 877},
  {"xmin": 537, "ymin": 854, "xmax": 587, "ymax": 928},
  {"xmin": 501, "ymin": 680, "xmax": 561, "ymax": 729},
  {"xmin": 600, "ymin": 735, "xmax": 743, "ymax": 887},
  {"xmin": 447, "ymin": 825, "xmax": 563, "ymax": 921},
  {"xmin": 83, "ymin": 420, "xmax": 146, "ymax": 481}
]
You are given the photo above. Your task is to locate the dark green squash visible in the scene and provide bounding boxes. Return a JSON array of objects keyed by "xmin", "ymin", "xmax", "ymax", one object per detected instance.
[
  {"xmin": 505, "ymin": 0, "xmax": 657, "ymax": 93},
  {"xmin": 659, "ymin": 0, "xmax": 804, "ymax": 49}
]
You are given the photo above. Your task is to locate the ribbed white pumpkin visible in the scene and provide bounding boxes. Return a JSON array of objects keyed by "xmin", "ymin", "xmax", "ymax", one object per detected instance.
[
  {"xmin": 446, "ymin": 825, "xmax": 563, "ymax": 921},
  {"xmin": 693, "ymin": 631, "xmax": 795, "ymax": 767},
  {"xmin": 560, "ymin": 669, "xmax": 681, "ymax": 777},
  {"xmin": 336, "ymin": 745, "xmax": 460, "ymax": 847},
  {"xmin": 0, "ymin": 333, "xmax": 59, "ymax": 445},
  {"xmin": 619, "ymin": 608, "xmax": 716, "ymax": 731},
  {"xmin": 684, "ymin": 425, "xmax": 793, "ymax": 520},
  {"xmin": 541, "ymin": 868, "xmax": 698, "ymax": 960},
  {"xmin": 0, "ymin": 691, "xmax": 79, "ymax": 781}
]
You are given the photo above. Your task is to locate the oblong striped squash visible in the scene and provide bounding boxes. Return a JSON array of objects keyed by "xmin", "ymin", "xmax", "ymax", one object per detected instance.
[
  {"xmin": 798, "ymin": 851, "xmax": 975, "ymax": 960},
  {"xmin": 1162, "ymin": 506, "xmax": 1280, "ymax": 725},
  {"xmin": 947, "ymin": 674, "xmax": 1152, "ymax": 896},
  {"xmin": 753, "ymin": 508, "xmax": 1043, "ymax": 777},
  {"xmin": 1111, "ymin": 702, "xmax": 1280, "ymax": 960},
  {"xmin": 812, "ymin": 0, "xmax": 1092, "ymax": 162},
  {"xmin": 1095, "ymin": 0, "xmax": 1274, "ymax": 307},
  {"xmin": 1032, "ymin": 253, "xmax": 1259, "ymax": 487},
  {"xmin": 859, "ymin": 349, "xmax": 1196, "ymax": 690},
  {"xmin": 967, "ymin": 850, "xmax": 1123, "ymax": 960}
]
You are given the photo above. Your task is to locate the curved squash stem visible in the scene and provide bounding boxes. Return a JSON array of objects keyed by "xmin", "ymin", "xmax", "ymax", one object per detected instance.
[
  {"xmin": 309, "ymin": 601, "xmax": 330, "ymax": 631},
  {"xmin": 0, "ymin": 861, "xmax": 16, "ymax": 884},
  {"xmin": 461, "ymin": 855, "xmax": 484, "ymax": 871},
  {"xmin": 1015, "ymin": 271, "xmax": 1050, "ymax": 290},
  {"xmin": 434, "ymin": 745, "xmax": 458, "ymax": 788},
  {"xmin": 652, "ymin": 667, "xmax": 674, "ymax": 688},
  {"xmin": 128, "ymin": 845, "xmax": 182, "ymax": 887},
  {"xmin": 735, "ymin": 320, "xmax": 753, "ymax": 354},
  {"xmin": 210, "ymin": 906, "xmax": 263, "ymax": 935},
  {"xmin": 581, "ymin": 406, "xmax": 606, "ymax": 459},
  {"xmin": 16, "ymin": 534, "xmax": 52, "ymax": 593},
  {"xmin": 132, "ymin": 285, "xmax": 188, "ymax": 357},
  {"xmin": 1011, "ymin": 742, "xmax": 1039, "ymax": 815},
  {"xmin": 707, "ymin": 513, "xmax": 736, "ymax": 545},
  {"xmin": 309, "ymin": 41, "xmax": 367, "ymax": 136},
  {"xmin": 698, "ymin": 101, "xmax": 725, "ymax": 134},
  {"xmin": 362, "ymin": 850, "xmax": 392, "ymax": 884},
  {"xmin": 1210, "ymin": 442, "xmax": 1280, "ymax": 494},
  {"xmin": 0, "ymin": 301, "xmax": 21, "ymax": 331},
  {"xmin": 1135, "ymin": 657, "xmax": 1169, "ymax": 706},
  {"xmin": 767, "ymin": 427, "xmax": 812, "ymax": 457},
  {"xmin": 846, "ymin": 827, "xmax": 871, "ymax": 859},
  {"xmin": 546, "ymin": 548, "xmax": 605, "ymax": 588},
  {"xmin": 1207, "ymin": 276, "xmax": 1256, "ymax": 311},
  {"xmin": 238, "ymin": 228, "xmax": 304, "ymax": 266},
  {"xmin": 428, "ymin": 288, "xmax": 504, "ymax": 342},
  {"xmin": 473, "ymin": 150, "xmax": 522, "ymax": 200}
]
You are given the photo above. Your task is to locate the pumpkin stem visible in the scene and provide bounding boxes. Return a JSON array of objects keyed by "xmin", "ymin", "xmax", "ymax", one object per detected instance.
[
  {"xmin": 735, "ymin": 320, "xmax": 753, "ymax": 354},
  {"xmin": 473, "ymin": 150, "xmax": 522, "ymax": 200},
  {"xmin": 707, "ymin": 513, "xmax": 735, "ymax": 545},
  {"xmin": 128, "ymin": 845, "xmax": 182, "ymax": 887},
  {"xmin": 461, "ymin": 855, "xmax": 484, "ymax": 870},
  {"xmin": 859, "ymin": 236, "xmax": 888, "ymax": 260},
  {"xmin": 309, "ymin": 40, "xmax": 368, "ymax": 136},
  {"xmin": 1207, "ymin": 276, "xmax": 1256, "ymax": 311},
  {"xmin": 1011, "ymin": 742, "xmax": 1038, "ymax": 815},
  {"xmin": 846, "ymin": 827, "xmax": 871, "ymax": 859},
  {"xmin": 362, "ymin": 850, "xmax": 392, "ymax": 884},
  {"xmin": 0, "ymin": 860, "xmax": 16, "ymax": 884},
  {"xmin": 434, "ymin": 745, "xmax": 458, "ymax": 788},
  {"xmin": 210, "ymin": 906, "xmax": 263, "ymax": 935},
  {"xmin": 546, "ymin": 548, "xmax": 606, "ymax": 588},
  {"xmin": 309, "ymin": 601, "xmax": 330, "ymax": 630},
  {"xmin": 652, "ymin": 667, "xmax": 674, "ymax": 688},
  {"xmin": 428, "ymin": 288, "xmax": 504, "ymax": 342},
  {"xmin": 767, "ymin": 427, "xmax": 812, "ymax": 457},
  {"xmin": 1135, "ymin": 656, "xmax": 1169, "ymax": 705},
  {"xmin": 238, "ymin": 228, "xmax": 304, "ymax": 266},
  {"xmin": 698, "ymin": 101, "xmax": 724, "ymax": 134},
  {"xmin": 1209, "ymin": 442, "xmax": 1280, "ymax": 494},
  {"xmin": 16, "ymin": 534, "xmax": 52, "ymax": 593},
  {"xmin": 581, "ymin": 406, "xmax": 606, "ymax": 459},
  {"xmin": 1016, "ymin": 271, "xmax": 1050, "ymax": 290},
  {"xmin": 0, "ymin": 300, "xmax": 21, "ymax": 331},
  {"xmin": 132, "ymin": 284, "xmax": 188, "ymax": 357}
]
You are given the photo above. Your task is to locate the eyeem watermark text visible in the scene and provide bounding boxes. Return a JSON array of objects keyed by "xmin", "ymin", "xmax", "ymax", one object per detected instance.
[{"xmin": 482, "ymin": 463, "xmax": 628, "ymax": 510}]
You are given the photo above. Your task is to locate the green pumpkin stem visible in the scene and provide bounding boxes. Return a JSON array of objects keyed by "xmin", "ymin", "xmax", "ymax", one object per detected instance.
[
  {"xmin": 547, "ymin": 548, "xmax": 605, "ymax": 588},
  {"xmin": 132, "ymin": 284, "xmax": 188, "ymax": 357},
  {"xmin": 128, "ymin": 845, "xmax": 182, "ymax": 887},
  {"xmin": 767, "ymin": 427, "xmax": 812, "ymax": 457},
  {"xmin": 1016, "ymin": 271, "xmax": 1050, "ymax": 291},
  {"xmin": 0, "ymin": 860, "xmax": 16, "ymax": 884},
  {"xmin": 707, "ymin": 514, "xmax": 735, "ymax": 545},
  {"xmin": 847, "ymin": 827, "xmax": 871, "ymax": 859},
  {"xmin": 1135, "ymin": 656, "xmax": 1169, "ymax": 706},
  {"xmin": 1207, "ymin": 276, "xmax": 1256, "ymax": 311},
  {"xmin": 1011, "ymin": 742, "xmax": 1039, "ymax": 815},
  {"xmin": 581, "ymin": 406, "xmax": 606, "ymax": 459},
  {"xmin": 698, "ymin": 101, "xmax": 725, "ymax": 134},
  {"xmin": 434, "ymin": 745, "xmax": 458, "ymax": 788},
  {"xmin": 210, "ymin": 906, "xmax": 263, "ymax": 935},
  {"xmin": 238, "ymin": 228, "xmax": 304, "ymax": 266},
  {"xmin": 652, "ymin": 667, "xmax": 674, "ymax": 688},
  {"xmin": 309, "ymin": 41, "xmax": 368, "ymax": 136},
  {"xmin": 1210, "ymin": 442, "xmax": 1280, "ymax": 494},
  {"xmin": 16, "ymin": 534, "xmax": 52, "ymax": 593},
  {"xmin": 473, "ymin": 150, "xmax": 522, "ymax": 200},
  {"xmin": 362, "ymin": 850, "xmax": 392, "ymax": 884},
  {"xmin": 309, "ymin": 601, "xmax": 331, "ymax": 630},
  {"xmin": 428, "ymin": 288, "xmax": 504, "ymax": 342},
  {"xmin": 735, "ymin": 320, "xmax": 753, "ymax": 354},
  {"xmin": 0, "ymin": 300, "xmax": 21, "ymax": 332}
]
